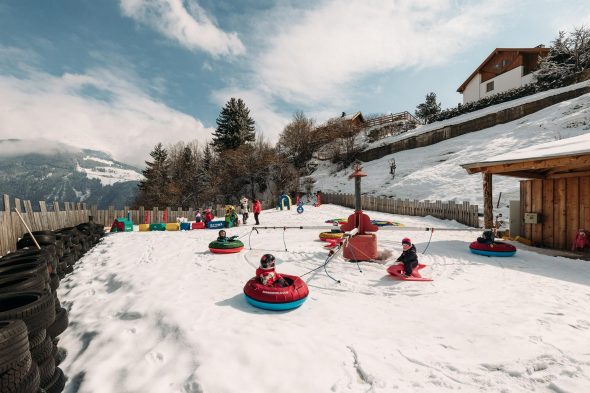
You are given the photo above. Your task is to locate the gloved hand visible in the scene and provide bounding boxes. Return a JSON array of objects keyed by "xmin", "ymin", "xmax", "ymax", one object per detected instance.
[{"xmin": 229, "ymin": 235, "xmax": 238, "ymax": 240}]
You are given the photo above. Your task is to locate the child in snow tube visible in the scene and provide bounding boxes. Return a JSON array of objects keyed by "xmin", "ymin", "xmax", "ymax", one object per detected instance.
[
  {"xmin": 396, "ymin": 237, "xmax": 418, "ymax": 277},
  {"xmin": 256, "ymin": 254, "xmax": 288, "ymax": 288},
  {"xmin": 469, "ymin": 230, "xmax": 516, "ymax": 257},
  {"xmin": 209, "ymin": 230, "xmax": 244, "ymax": 253},
  {"xmin": 476, "ymin": 230, "xmax": 495, "ymax": 245},
  {"xmin": 244, "ymin": 254, "xmax": 309, "ymax": 310}
]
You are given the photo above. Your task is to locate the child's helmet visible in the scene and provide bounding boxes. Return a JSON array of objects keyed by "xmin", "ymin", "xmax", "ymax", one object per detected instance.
[
  {"xmin": 260, "ymin": 254, "xmax": 275, "ymax": 269},
  {"xmin": 402, "ymin": 237, "xmax": 411, "ymax": 245}
]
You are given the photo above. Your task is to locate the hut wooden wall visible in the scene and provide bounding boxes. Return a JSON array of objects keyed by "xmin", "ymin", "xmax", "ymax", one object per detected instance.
[{"xmin": 520, "ymin": 176, "xmax": 590, "ymax": 249}]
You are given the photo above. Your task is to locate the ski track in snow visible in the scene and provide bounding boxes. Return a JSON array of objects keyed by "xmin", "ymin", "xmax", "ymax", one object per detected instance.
[{"xmin": 57, "ymin": 205, "xmax": 590, "ymax": 392}]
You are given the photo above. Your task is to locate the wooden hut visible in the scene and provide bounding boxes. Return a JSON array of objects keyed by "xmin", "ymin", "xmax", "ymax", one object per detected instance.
[{"xmin": 461, "ymin": 134, "xmax": 590, "ymax": 250}]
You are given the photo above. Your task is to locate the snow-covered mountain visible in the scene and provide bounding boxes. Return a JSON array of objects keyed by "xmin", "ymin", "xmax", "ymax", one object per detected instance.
[
  {"xmin": 311, "ymin": 90, "xmax": 590, "ymax": 217},
  {"xmin": 0, "ymin": 140, "xmax": 143, "ymax": 208}
]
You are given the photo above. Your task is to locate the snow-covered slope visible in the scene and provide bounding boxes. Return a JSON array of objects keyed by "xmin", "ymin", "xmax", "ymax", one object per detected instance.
[
  {"xmin": 313, "ymin": 91, "xmax": 590, "ymax": 217},
  {"xmin": 58, "ymin": 205, "xmax": 590, "ymax": 392},
  {"xmin": 76, "ymin": 156, "xmax": 143, "ymax": 186}
]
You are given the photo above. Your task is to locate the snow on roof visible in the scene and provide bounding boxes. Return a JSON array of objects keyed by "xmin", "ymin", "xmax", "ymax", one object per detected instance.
[{"xmin": 464, "ymin": 133, "xmax": 590, "ymax": 168}]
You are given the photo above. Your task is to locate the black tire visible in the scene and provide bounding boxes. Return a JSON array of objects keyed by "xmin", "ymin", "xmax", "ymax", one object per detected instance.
[
  {"xmin": 0, "ymin": 353, "xmax": 32, "ymax": 392},
  {"xmin": 0, "ymin": 320, "xmax": 30, "ymax": 374},
  {"xmin": 0, "ymin": 292, "xmax": 56, "ymax": 335},
  {"xmin": 0, "ymin": 249, "xmax": 49, "ymax": 263},
  {"xmin": 49, "ymin": 273, "xmax": 59, "ymax": 292},
  {"xmin": 0, "ymin": 255, "xmax": 46, "ymax": 268},
  {"xmin": 0, "ymin": 263, "xmax": 49, "ymax": 283},
  {"xmin": 0, "ymin": 273, "xmax": 46, "ymax": 295},
  {"xmin": 21, "ymin": 232, "xmax": 56, "ymax": 243},
  {"xmin": 28, "ymin": 329, "xmax": 46, "ymax": 349},
  {"xmin": 44, "ymin": 366, "xmax": 64, "ymax": 393},
  {"xmin": 37, "ymin": 352, "xmax": 55, "ymax": 386},
  {"xmin": 60, "ymin": 255, "xmax": 74, "ymax": 267},
  {"xmin": 17, "ymin": 236, "xmax": 56, "ymax": 250},
  {"xmin": 3, "ymin": 361, "xmax": 40, "ymax": 393},
  {"xmin": 31, "ymin": 335, "xmax": 53, "ymax": 364},
  {"xmin": 46, "ymin": 308, "xmax": 68, "ymax": 339}
]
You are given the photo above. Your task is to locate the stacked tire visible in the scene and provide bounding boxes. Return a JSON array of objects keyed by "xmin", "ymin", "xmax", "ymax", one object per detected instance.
[{"xmin": 0, "ymin": 221, "xmax": 105, "ymax": 392}]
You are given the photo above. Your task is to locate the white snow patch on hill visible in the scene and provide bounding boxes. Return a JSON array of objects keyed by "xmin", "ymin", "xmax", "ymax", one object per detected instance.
[{"xmin": 76, "ymin": 161, "xmax": 143, "ymax": 186}]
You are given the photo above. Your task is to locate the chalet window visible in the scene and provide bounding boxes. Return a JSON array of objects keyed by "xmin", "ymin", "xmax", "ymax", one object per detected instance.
[{"xmin": 486, "ymin": 81, "xmax": 494, "ymax": 92}]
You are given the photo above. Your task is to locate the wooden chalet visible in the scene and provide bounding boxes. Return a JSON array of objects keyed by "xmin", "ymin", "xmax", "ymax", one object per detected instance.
[
  {"xmin": 461, "ymin": 134, "xmax": 590, "ymax": 250},
  {"xmin": 457, "ymin": 47, "xmax": 549, "ymax": 104}
]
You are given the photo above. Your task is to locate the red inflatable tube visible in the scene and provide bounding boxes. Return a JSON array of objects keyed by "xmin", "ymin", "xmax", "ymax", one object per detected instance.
[
  {"xmin": 209, "ymin": 246, "xmax": 244, "ymax": 254},
  {"xmin": 243, "ymin": 274, "xmax": 309, "ymax": 303},
  {"xmin": 469, "ymin": 241, "xmax": 516, "ymax": 255}
]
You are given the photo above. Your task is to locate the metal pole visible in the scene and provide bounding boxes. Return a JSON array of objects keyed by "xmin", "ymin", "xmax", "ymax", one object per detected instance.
[
  {"xmin": 355, "ymin": 177, "xmax": 361, "ymax": 211},
  {"xmin": 14, "ymin": 208, "xmax": 41, "ymax": 250}
]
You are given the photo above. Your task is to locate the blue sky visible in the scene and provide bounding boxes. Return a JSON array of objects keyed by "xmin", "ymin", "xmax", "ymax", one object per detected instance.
[{"xmin": 0, "ymin": 0, "xmax": 588, "ymax": 166}]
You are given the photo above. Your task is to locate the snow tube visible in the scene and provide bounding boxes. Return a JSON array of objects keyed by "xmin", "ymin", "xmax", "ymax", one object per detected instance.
[
  {"xmin": 192, "ymin": 222, "xmax": 205, "ymax": 230},
  {"xmin": 180, "ymin": 222, "xmax": 191, "ymax": 231},
  {"xmin": 243, "ymin": 274, "xmax": 309, "ymax": 311},
  {"xmin": 138, "ymin": 224, "xmax": 150, "ymax": 232},
  {"xmin": 208, "ymin": 239, "xmax": 244, "ymax": 254},
  {"xmin": 319, "ymin": 232, "xmax": 344, "ymax": 241},
  {"xmin": 325, "ymin": 218, "xmax": 347, "ymax": 224},
  {"xmin": 469, "ymin": 241, "xmax": 516, "ymax": 257},
  {"xmin": 371, "ymin": 220, "xmax": 404, "ymax": 227},
  {"xmin": 166, "ymin": 223, "xmax": 179, "ymax": 231}
]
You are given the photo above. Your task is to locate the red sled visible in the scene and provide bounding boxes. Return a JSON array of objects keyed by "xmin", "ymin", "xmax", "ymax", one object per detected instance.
[
  {"xmin": 192, "ymin": 222, "xmax": 205, "ymax": 230},
  {"xmin": 386, "ymin": 263, "xmax": 432, "ymax": 282},
  {"xmin": 323, "ymin": 238, "xmax": 344, "ymax": 249}
]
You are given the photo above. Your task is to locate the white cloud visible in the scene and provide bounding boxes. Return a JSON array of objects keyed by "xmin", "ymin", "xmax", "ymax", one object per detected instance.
[
  {"xmin": 211, "ymin": 88, "xmax": 291, "ymax": 142},
  {"xmin": 120, "ymin": 0, "xmax": 245, "ymax": 57},
  {"xmin": 253, "ymin": 0, "xmax": 508, "ymax": 106},
  {"xmin": 0, "ymin": 139, "xmax": 80, "ymax": 157},
  {"xmin": 0, "ymin": 59, "xmax": 213, "ymax": 167}
]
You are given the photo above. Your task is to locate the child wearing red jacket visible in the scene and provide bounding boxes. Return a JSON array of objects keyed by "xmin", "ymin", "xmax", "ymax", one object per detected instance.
[
  {"xmin": 204, "ymin": 208, "xmax": 214, "ymax": 225},
  {"xmin": 256, "ymin": 254, "xmax": 288, "ymax": 287},
  {"xmin": 253, "ymin": 199, "xmax": 262, "ymax": 225}
]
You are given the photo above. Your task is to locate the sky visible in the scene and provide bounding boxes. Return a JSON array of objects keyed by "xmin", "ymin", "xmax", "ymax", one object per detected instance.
[{"xmin": 0, "ymin": 0, "xmax": 589, "ymax": 167}]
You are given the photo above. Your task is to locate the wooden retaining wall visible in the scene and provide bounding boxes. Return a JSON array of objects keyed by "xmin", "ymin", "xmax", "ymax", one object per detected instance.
[{"xmin": 321, "ymin": 193, "xmax": 479, "ymax": 227}]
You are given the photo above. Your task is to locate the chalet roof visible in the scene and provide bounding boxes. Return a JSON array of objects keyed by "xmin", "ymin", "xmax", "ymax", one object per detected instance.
[
  {"xmin": 461, "ymin": 133, "xmax": 590, "ymax": 178},
  {"xmin": 457, "ymin": 47, "xmax": 550, "ymax": 93},
  {"xmin": 329, "ymin": 111, "xmax": 364, "ymax": 123}
]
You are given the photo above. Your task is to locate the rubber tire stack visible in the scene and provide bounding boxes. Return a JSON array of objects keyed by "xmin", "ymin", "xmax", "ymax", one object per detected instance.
[{"xmin": 0, "ymin": 221, "xmax": 105, "ymax": 392}]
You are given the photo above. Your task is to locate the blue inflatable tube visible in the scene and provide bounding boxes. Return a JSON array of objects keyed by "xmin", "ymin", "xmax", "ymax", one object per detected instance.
[
  {"xmin": 244, "ymin": 294, "xmax": 307, "ymax": 311},
  {"xmin": 469, "ymin": 248, "xmax": 516, "ymax": 257}
]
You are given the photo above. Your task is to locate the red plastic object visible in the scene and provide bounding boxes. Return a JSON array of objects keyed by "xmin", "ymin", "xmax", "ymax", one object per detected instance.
[
  {"xmin": 468, "ymin": 241, "xmax": 516, "ymax": 253},
  {"xmin": 387, "ymin": 263, "xmax": 432, "ymax": 282},
  {"xmin": 339, "ymin": 212, "xmax": 379, "ymax": 234},
  {"xmin": 209, "ymin": 246, "xmax": 244, "ymax": 254},
  {"xmin": 343, "ymin": 234, "xmax": 378, "ymax": 261},
  {"xmin": 192, "ymin": 222, "xmax": 205, "ymax": 230},
  {"xmin": 243, "ymin": 274, "xmax": 309, "ymax": 304}
]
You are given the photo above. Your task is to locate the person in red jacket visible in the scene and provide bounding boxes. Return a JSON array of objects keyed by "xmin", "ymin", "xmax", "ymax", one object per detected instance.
[
  {"xmin": 256, "ymin": 254, "xmax": 288, "ymax": 287},
  {"xmin": 204, "ymin": 208, "xmax": 214, "ymax": 225},
  {"xmin": 253, "ymin": 199, "xmax": 262, "ymax": 225}
]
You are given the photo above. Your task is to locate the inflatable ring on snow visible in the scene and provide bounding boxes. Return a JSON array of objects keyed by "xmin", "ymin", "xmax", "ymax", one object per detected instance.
[
  {"xmin": 243, "ymin": 274, "xmax": 309, "ymax": 311},
  {"xmin": 325, "ymin": 218, "xmax": 347, "ymax": 224},
  {"xmin": 208, "ymin": 239, "xmax": 244, "ymax": 254},
  {"xmin": 370, "ymin": 220, "xmax": 404, "ymax": 227},
  {"xmin": 319, "ymin": 232, "xmax": 344, "ymax": 241},
  {"xmin": 469, "ymin": 241, "xmax": 516, "ymax": 257}
]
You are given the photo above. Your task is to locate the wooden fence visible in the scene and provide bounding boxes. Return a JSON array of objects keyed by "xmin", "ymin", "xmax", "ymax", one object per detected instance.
[
  {"xmin": 0, "ymin": 194, "xmax": 275, "ymax": 256},
  {"xmin": 321, "ymin": 193, "xmax": 479, "ymax": 227}
]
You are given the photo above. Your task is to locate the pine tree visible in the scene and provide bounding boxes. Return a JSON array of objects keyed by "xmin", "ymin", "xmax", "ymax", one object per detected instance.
[
  {"xmin": 137, "ymin": 143, "xmax": 169, "ymax": 207},
  {"xmin": 415, "ymin": 92, "xmax": 441, "ymax": 124},
  {"xmin": 212, "ymin": 98, "xmax": 256, "ymax": 152}
]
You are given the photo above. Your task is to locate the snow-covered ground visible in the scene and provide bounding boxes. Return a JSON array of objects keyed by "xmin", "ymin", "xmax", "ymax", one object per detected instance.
[
  {"xmin": 58, "ymin": 204, "xmax": 590, "ymax": 393},
  {"xmin": 313, "ymin": 91, "xmax": 590, "ymax": 219}
]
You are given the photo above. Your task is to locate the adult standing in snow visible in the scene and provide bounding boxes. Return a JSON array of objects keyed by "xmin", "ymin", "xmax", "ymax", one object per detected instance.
[
  {"xmin": 253, "ymin": 199, "xmax": 262, "ymax": 225},
  {"xmin": 239, "ymin": 196, "xmax": 249, "ymax": 225},
  {"xmin": 396, "ymin": 238, "xmax": 418, "ymax": 277}
]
